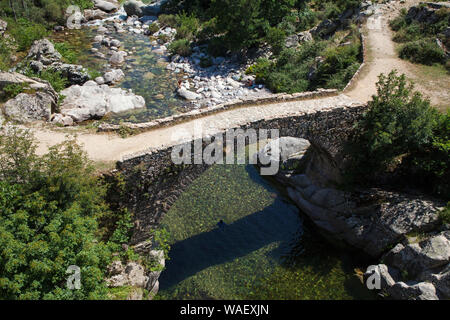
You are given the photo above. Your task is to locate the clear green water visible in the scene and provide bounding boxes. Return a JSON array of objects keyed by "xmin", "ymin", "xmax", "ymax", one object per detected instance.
[
  {"xmin": 51, "ymin": 26, "xmax": 185, "ymax": 124},
  {"xmin": 157, "ymin": 162, "xmax": 375, "ymax": 300}
]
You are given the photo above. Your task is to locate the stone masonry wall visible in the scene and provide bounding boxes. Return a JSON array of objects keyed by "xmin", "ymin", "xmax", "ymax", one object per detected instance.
[{"xmin": 116, "ymin": 104, "xmax": 367, "ymax": 245}]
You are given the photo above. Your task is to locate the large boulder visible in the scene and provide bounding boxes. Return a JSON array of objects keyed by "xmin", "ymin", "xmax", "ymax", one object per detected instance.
[
  {"xmin": 0, "ymin": 71, "xmax": 56, "ymax": 93},
  {"xmin": 59, "ymin": 81, "xmax": 145, "ymax": 122},
  {"xmin": 4, "ymin": 92, "xmax": 55, "ymax": 123},
  {"xmin": 257, "ymin": 137, "xmax": 311, "ymax": 173},
  {"xmin": 93, "ymin": 0, "xmax": 119, "ymax": 13},
  {"xmin": 83, "ymin": 9, "xmax": 108, "ymax": 21},
  {"xmin": 259, "ymin": 137, "xmax": 445, "ymax": 257},
  {"xmin": 26, "ymin": 39, "xmax": 90, "ymax": 85},
  {"xmin": 123, "ymin": 0, "xmax": 166, "ymax": 17},
  {"xmin": 177, "ymin": 87, "xmax": 201, "ymax": 100},
  {"xmin": 364, "ymin": 232, "xmax": 450, "ymax": 300},
  {"xmin": 0, "ymin": 72, "xmax": 58, "ymax": 123},
  {"xmin": 26, "ymin": 39, "xmax": 62, "ymax": 65},
  {"xmin": 383, "ymin": 233, "xmax": 450, "ymax": 278}
]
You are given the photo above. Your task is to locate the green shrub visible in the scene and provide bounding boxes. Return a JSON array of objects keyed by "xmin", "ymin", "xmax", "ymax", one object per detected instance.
[
  {"xmin": 168, "ymin": 39, "xmax": 192, "ymax": 57},
  {"xmin": 0, "ymin": 39, "xmax": 11, "ymax": 71},
  {"xmin": 313, "ymin": 41, "xmax": 361, "ymax": 89},
  {"xmin": 246, "ymin": 58, "xmax": 272, "ymax": 83},
  {"xmin": 347, "ymin": 71, "xmax": 440, "ymax": 183},
  {"xmin": 25, "ymin": 68, "xmax": 68, "ymax": 92},
  {"xmin": 404, "ymin": 111, "xmax": 450, "ymax": 198},
  {"xmin": 392, "ymin": 23, "xmax": 422, "ymax": 42},
  {"xmin": 399, "ymin": 40, "xmax": 445, "ymax": 65},
  {"xmin": 5, "ymin": 18, "xmax": 49, "ymax": 52},
  {"xmin": 147, "ymin": 22, "xmax": 160, "ymax": 35},
  {"xmin": 0, "ymin": 83, "xmax": 30, "ymax": 102},
  {"xmin": 440, "ymin": 203, "xmax": 450, "ymax": 224},
  {"xmin": 207, "ymin": 36, "xmax": 228, "ymax": 57},
  {"xmin": 266, "ymin": 27, "xmax": 286, "ymax": 55},
  {"xmin": 199, "ymin": 56, "xmax": 213, "ymax": 68},
  {"xmin": 158, "ymin": 14, "xmax": 177, "ymax": 27},
  {"xmin": 174, "ymin": 12, "xmax": 200, "ymax": 41},
  {"xmin": 53, "ymin": 41, "xmax": 79, "ymax": 64},
  {"xmin": 0, "ymin": 128, "xmax": 112, "ymax": 299}
]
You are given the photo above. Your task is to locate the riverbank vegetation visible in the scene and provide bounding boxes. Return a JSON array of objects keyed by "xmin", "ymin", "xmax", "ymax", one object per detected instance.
[
  {"xmin": 389, "ymin": 6, "xmax": 449, "ymax": 70},
  {"xmin": 0, "ymin": 128, "xmax": 162, "ymax": 299},
  {"xmin": 346, "ymin": 71, "xmax": 449, "ymax": 202},
  {"xmin": 162, "ymin": 0, "xmax": 364, "ymax": 93},
  {"xmin": 0, "ymin": 0, "xmax": 92, "ymax": 71}
]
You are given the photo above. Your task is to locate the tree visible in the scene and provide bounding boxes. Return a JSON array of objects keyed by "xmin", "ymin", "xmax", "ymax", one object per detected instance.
[
  {"xmin": 0, "ymin": 128, "xmax": 112, "ymax": 300},
  {"xmin": 347, "ymin": 70, "xmax": 439, "ymax": 182}
]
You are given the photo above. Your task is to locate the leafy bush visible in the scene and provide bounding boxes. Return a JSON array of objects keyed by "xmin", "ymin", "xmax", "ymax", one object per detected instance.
[
  {"xmin": 147, "ymin": 22, "xmax": 160, "ymax": 35},
  {"xmin": 399, "ymin": 40, "xmax": 446, "ymax": 65},
  {"xmin": 0, "ymin": 39, "xmax": 11, "ymax": 71},
  {"xmin": 53, "ymin": 41, "xmax": 79, "ymax": 64},
  {"xmin": 4, "ymin": 18, "xmax": 49, "ymax": 52},
  {"xmin": 0, "ymin": 83, "xmax": 30, "ymax": 102},
  {"xmin": 346, "ymin": 71, "xmax": 440, "ymax": 184},
  {"xmin": 440, "ymin": 204, "xmax": 450, "ymax": 224},
  {"xmin": 25, "ymin": 68, "xmax": 68, "ymax": 92},
  {"xmin": 174, "ymin": 12, "xmax": 200, "ymax": 41},
  {"xmin": 0, "ymin": 128, "xmax": 112, "ymax": 299},
  {"xmin": 168, "ymin": 39, "xmax": 192, "ymax": 57},
  {"xmin": 266, "ymin": 27, "xmax": 287, "ymax": 55},
  {"xmin": 158, "ymin": 14, "xmax": 177, "ymax": 28},
  {"xmin": 404, "ymin": 110, "xmax": 450, "ymax": 198}
]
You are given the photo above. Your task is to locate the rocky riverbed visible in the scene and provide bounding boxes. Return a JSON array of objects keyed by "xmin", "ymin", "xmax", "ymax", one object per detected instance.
[{"xmin": 0, "ymin": 0, "xmax": 275, "ymax": 127}]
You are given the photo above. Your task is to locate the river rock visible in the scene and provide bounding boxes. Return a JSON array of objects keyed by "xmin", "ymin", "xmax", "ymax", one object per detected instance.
[
  {"xmin": 4, "ymin": 92, "xmax": 55, "ymax": 123},
  {"xmin": 26, "ymin": 39, "xmax": 62, "ymax": 65},
  {"xmin": 110, "ymin": 51, "xmax": 127, "ymax": 65},
  {"xmin": 51, "ymin": 113, "xmax": 74, "ymax": 126},
  {"xmin": 60, "ymin": 81, "xmax": 145, "ymax": 122},
  {"xmin": 123, "ymin": 0, "xmax": 166, "ymax": 17},
  {"xmin": 51, "ymin": 63, "xmax": 90, "ymax": 85},
  {"xmin": 93, "ymin": 0, "xmax": 119, "ymax": 13},
  {"xmin": 177, "ymin": 87, "xmax": 201, "ymax": 100},
  {"xmin": 26, "ymin": 40, "xmax": 90, "ymax": 85},
  {"xmin": 0, "ymin": 72, "xmax": 58, "ymax": 124},
  {"xmin": 383, "ymin": 233, "xmax": 450, "ymax": 278},
  {"xmin": 84, "ymin": 9, "xmax": 107, "ymax": 21},
  {"xmin": 257, "ymin": 137, "xmax": 311, "ymax": 171},
  {"xmin": 104, "ymin": 69, "xmax": 125, "ymax": 83},
  {"xmin": 95, "ymin": 76, "xmax": 105, "ymax": 85},
  {"xmin": 0, "ymin": 19, "xmax": 7, "ymax": 36},
  {"xmin": 0, "ymin": 71, "xmax": 55, "ymax": 93}
]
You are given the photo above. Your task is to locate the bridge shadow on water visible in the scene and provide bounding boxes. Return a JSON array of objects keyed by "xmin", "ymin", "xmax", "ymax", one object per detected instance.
[{"xmin": 159, "ymin": 164, "xmax": 304, "ymax": 291}]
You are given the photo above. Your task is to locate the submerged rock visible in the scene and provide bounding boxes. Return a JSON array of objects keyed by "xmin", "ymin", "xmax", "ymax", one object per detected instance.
[
  {"xmin": 103, "ymin": 69, "xmax": 125, "ymax": 84},
  {"xmin": 110, "ymin": 51, "xmax": 127, "ymax": 65},
  {"xmin": 59, "ymin": 81, "xmax": 145, "ymax": 122}
]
